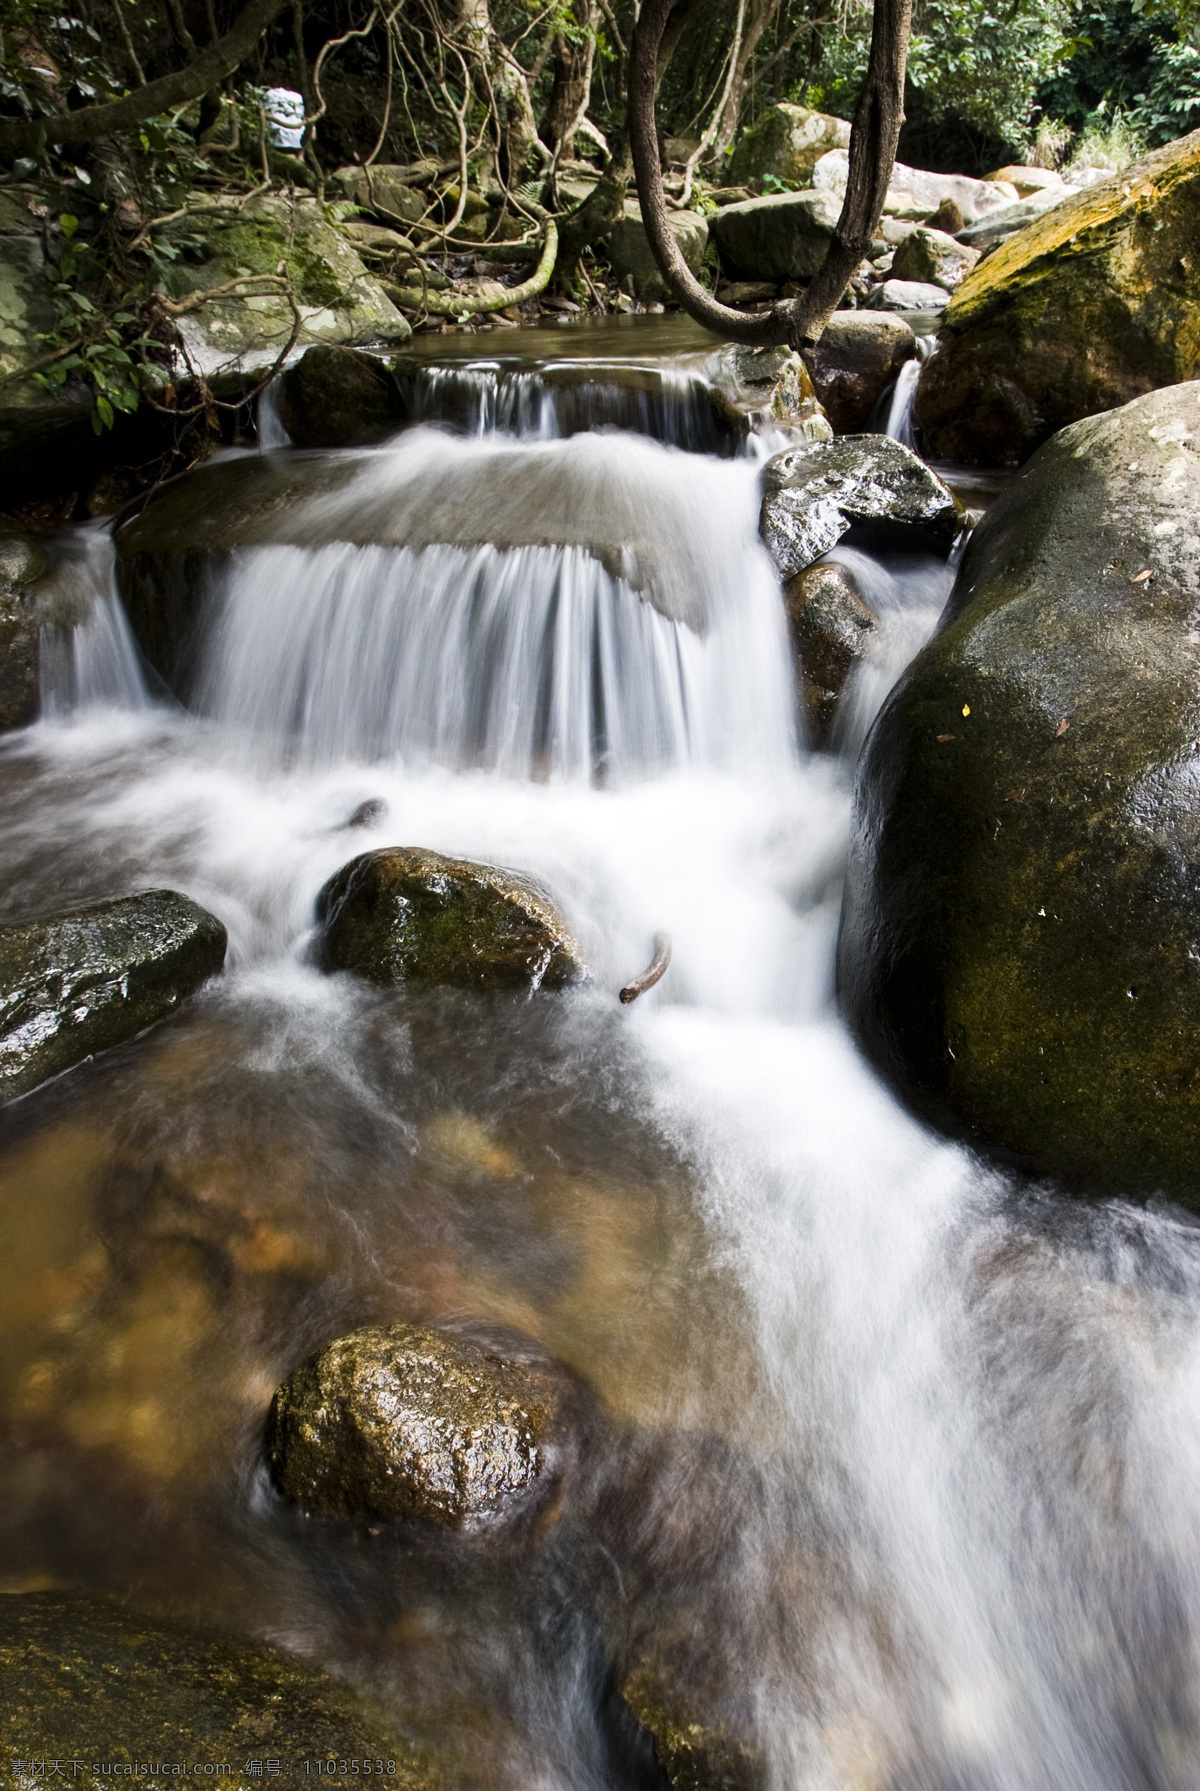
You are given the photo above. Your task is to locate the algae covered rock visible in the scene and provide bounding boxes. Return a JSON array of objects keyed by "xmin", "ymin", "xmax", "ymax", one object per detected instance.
[
  {"xmin": 0, "ymin": 1591, "xmax": 427, "ymax": 1774},
  {"xmin": 785, "ymin": 559, "xmax": 877, "ymax": 748},
  {"xmin": 710, "ymin": 190, "xmax": 841, "ymax": 283},
  {"xmin": 914, "ymin": 126, "xmax": 1200, "ymax": 465},
  {"xmin": 727, "ymin": 103, "xmax": 850, "ymax": 190},
  {"xmin": 838, "ymin": 382, "xmax": 1200, "ymax": 1209},
  {"xmin": 0, "ymin": 890, "xmax": 227, "ymax": 1102},
  {"xmin": 760, "ymin": 436, "xmax": 959, "ymax": 578},
  {"xmin": 158, "ymin": 192, "xmax": 411, "ymax": 382},
  {"xmin": 620, "ymin": 1646, "xmax": 765, "ymax": 1790},
  {"xmin": 804, "ymin": 312, "xmax": 916, "ymax": 432},
  {"xmin": 331, "ymin": 164, "xmax": 427, "ymax": 225},
  {"xmin": 606, "ymin": 201, "xmax": 708, "ymax": 301},
  {"xmin": 275, "ymin": 343, "xmax": 405, "ymax": 447},
  {"xmin": 267, "ymin": 1322, "xmax": 582, "ymax": 1528},
  {"xmin": 315, "ymin": 847, "xmax": 584, "ymax": 992}
]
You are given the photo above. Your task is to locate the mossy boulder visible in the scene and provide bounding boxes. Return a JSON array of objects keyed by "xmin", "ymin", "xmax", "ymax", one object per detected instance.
[
  {"xmin": 266, "ymin": 1322, "xmax": 583, "ymax": 1528},
  {"xmin": 275, "ymin": 344, "xmax": 406, "ymax": 447},
  {"xmin": 620, "ymin": 1646, "xmax": 765, "ymax": 1790},
  {"xmin": 710, "ymin": 190, "xmax": 841, "ymax": 283},
  {"xmin": 784, "ymin": 559, "xmax": 877, "ymax": 748},
  {"xmin": 804, "ymin": 312, "xmax": 916, "ymax": 433},
  {"xmin": 0, "ymin": 889, "xmax": 227, "ymax": 1102},
  {"xmin": 838, "ymin": 381, "xmax": 1200, "ymax": 1209},
  {"xmin": 331, "ymin": 164, "xmax": 427, "ymax": 225},
  {"xmin": 760, "ymin": 436, "xmax": 959, "ymax": 579},
  {"xmin": 605, "ymin": 201, "xmax": 708, "ymax": 301},
  {"xmin": 159, "ymin": 193, "xmax": 411, "ymax": 383},
  {"xmin": 0, "ymin": 1591, "xmax": 431, "ymax": 1776},
  {"xmin": 316, "ymin": 847, "xmax": 584, "ymax": 992},
  {"xmin": 914, "ymin": 126, "xmax": 1200, "ymax": 465},
  {"xmin": 727, "ymin": 103, "xmax": 850, "ymax": 190}
]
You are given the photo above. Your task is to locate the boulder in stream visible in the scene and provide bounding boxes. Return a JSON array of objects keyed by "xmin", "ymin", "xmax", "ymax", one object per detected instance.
[
  {"xmin": 759, "ymin": 437, "xmax": 959, "ymax": 579},
  {"xmin": 0, "ymin": 524, "xmax": 49, "ymax": 731},
  {"xmin": 710, "ymin": 190, "xmax": 842, "ymax": 283},
  {"xmin": 915, "ymin": 126, "xmax": 1200, "ymax": 465},
  {"xmin": 267, "ymin": 1322, "xmax": 583, "ymax": 1528},
  {"xmin": 784, "ymin": 559, "xmax": 878, "ymax": 748},
  {"xmin": 316, "ymin": 847, "xmax": 584, "ymax": 992},
  {"xmin": 0, "ymin": 1591, "xmax": 431, "ymax": 1774},
  {"xmin": 891, "ymin": 226, "xmax": 979, "ymax": 292},
  {"xmin": 0, "ymin": 890, "xmax": 227, "ymax": 1102},
  {"xmin": 606, "ymin": 201, "xmax": 709, "ymax": 301},
  {"xmin": 838, "ymin": 381, "xmax": 1200, "ymax": 1210},
  {"xmin": 727, "ymin": 103, "xmax": 851, "ymax": 190},
  {"xmin": 275, "ymin": 343, "xmax": 406, "ymax": 447},
  {"xmin": 863, "ymin": 278, "xmax": 951, "ymax": 312},
  {"xmin": 804, "ymin": 312, "xmax": 916, "ymax": 432}
]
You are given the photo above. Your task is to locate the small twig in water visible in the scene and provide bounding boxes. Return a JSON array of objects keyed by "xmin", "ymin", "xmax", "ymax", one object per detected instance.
[{"xmin": 620, "ymin": 934, "xmax": 671, "ymax": 1004}]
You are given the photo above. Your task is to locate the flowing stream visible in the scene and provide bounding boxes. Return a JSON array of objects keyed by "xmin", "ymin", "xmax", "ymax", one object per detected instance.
[{"xmin": 1, "ymin": 319, "xmax": 1198, "ymax": 1790}]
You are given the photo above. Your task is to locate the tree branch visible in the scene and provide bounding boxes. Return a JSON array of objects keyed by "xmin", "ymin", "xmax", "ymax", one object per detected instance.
[
  {"xmin": 0, "ymin": 0, "xmax": 293, "ymax": 155},
  {"xmin": 629, "ymin": 0, "xmax": 911, "ymax": 350}
]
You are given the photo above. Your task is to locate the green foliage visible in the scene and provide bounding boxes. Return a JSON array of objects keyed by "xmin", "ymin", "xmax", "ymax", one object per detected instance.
[{"xmin": 1037, "ymin": 0, "xmax": 1200, "ymax": 150}]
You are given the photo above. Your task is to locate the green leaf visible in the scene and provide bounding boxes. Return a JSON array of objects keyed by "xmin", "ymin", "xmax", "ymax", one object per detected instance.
[
  {"xmin": 93, "ymin": 394, "xmax": 115, "ymax": 431},
  {"xmin": 59, "ymin": 213, "xmax": 78, "ymax": 237}
]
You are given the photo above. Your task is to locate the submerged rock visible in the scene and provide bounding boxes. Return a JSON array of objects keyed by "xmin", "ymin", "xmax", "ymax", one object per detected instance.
[
  {"xmin": 621, "ymin": 1649, "xmax": 766, "ymax": 1791},
  {"xmin": 838, "ymin": 382, "xmax": 1200, "ymax": 1209},
  {"xmin": 266, "ymin": 1322, "xmax": 581, "ymax": 1528},
  {"xmin": 915, "ymin": 127, "xmax": 1200, "ymax": 464},
  {"xmin": 804, "ymin": 312, "xmax": 916, "ymax": 432},
  {"xmin": 0, "ymin": 890, "xmax": 227, "ymax": 1102},
  {"xmin": 891, "ymin": 226, "xmax": 979, "ymax": 292},
  {"xmin": 727, "ymin": 103, "xmax": 851, "ymax": 190},
  {"xmin": 606, "ymin": 201, "xmax": 708, "ymax": 301},
  {"xmin": 316, "ymin": 847, "xmax": 584, "ymax": 992},
  {"xmin": 710, "ymin": 190, "xmax": 841, "ymax": 283},
  {"xmin": 0, "ymin": 1591, "xmax": 425, "ymax": 1770},
  {"xmin": 760, "ymin": 436, "xmax": 959, "ymax": 578},
  {"xmin": 275, "ymin": 343, "xmax": 405, "ymax": 447},
  {"xmin": 784, "ymin": 559, "xmax": 878, "ymax": 748}
]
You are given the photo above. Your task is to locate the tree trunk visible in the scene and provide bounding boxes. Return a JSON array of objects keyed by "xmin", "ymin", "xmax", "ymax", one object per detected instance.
[
  {"xmin": 453, "ymin": 0, "xmax": 544, "ymax": 181},
  {"xmin": 629, "ymin": 0, "xmax": 912, "ymax": 350},
  {"xmin": 541, "ymin": 0, "xmax": 601, "ymax": 160},
  {"xmin": 716, "ymin": 0, "xmax": 785, "ymax": 156}
]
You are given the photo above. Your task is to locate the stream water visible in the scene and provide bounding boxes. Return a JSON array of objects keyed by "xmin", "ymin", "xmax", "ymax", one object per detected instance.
[{"xmin": 1, "ymin": 318, "xmax": 1199, "ymax": 1790}]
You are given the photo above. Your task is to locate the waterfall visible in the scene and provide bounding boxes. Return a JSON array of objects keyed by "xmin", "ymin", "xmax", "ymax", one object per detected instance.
[
  {"xmin": 38, "ymin": 529, "xmax": 150, "ymax": 718},
  {"xmin": 883, "ymin": 334, "xmax": 934, "ymax": 448}
]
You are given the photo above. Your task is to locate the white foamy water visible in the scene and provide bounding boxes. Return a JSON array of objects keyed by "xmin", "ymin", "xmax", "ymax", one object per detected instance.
[{"xmin": 7, "ymin": 355, "xmax": 1200, "ymax": 1789}]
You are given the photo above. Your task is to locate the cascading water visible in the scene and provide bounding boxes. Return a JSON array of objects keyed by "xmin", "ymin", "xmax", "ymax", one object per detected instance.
[{"xmin": 6, "ymin": 319, "xmax": 1200, "ymax": 1791}]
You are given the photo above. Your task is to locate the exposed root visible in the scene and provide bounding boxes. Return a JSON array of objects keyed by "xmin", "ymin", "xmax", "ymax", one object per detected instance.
[{"xmin": 620, "ymin": 934, "xmax": 672, "ymax": 1005}]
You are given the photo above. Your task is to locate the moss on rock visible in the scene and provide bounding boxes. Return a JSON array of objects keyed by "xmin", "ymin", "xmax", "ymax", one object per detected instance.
[
  {"xmin": 915, "ymin": 126, "xmax": 1200, "ymax": 464},
  {"xmin": 0, "ymin": 1591, "xmax": 433, "ymax": 1778},
  {"xmin": 838, "ymin": 381, "xmax": 1200, "ymax": 1208}
]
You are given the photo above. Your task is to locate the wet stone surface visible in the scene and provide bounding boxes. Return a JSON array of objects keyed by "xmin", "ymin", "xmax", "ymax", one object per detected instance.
[
  {"xmin": 0, "ymin": 1591, "xmax": 430, "ymax": 1779},
  {"xmin": 784, "ymin": 560, "xmax": 878, "ymax": 748},
  {"xmin": 266, "ymin": 1322, "xmax": 582, "ymax": 1528},
  {"xmin": 316, "ymin": 848, "xmax": 585, "ymax": 993},
  {"xmin": 760, "ymin": 436, "xmax": 959, "ymax": 578},
  {"xmin": 0, "ymin": 890, "xmax": 227, "ymax": 1103}
]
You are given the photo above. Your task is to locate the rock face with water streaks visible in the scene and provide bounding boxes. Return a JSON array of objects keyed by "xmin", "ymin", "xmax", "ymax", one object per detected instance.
[
  {"xmin": 316, "ymin": 847, "xmax": 584, "ymax": 992},
  {"xmin": 915, "ymin": 127, "xmax": 1200, "ymax": 464},
  {"xmin": 803, "ymin": 313, "xmax": 916, "ymax": 433},
  {"xmin": 759, "ymin": 437, "xmax": 959, "ymax": 579},
  {"xmin": 784, "ymin": 560, "xmax": 878, "ymax": 748},
  {"xmin": 839, "ymin": 381, "xmax": 1200, "ymax": 1209},
  {"xmin": 267, "ymin": 1322, "xmax": 580, "ymax": 1528},
  {"xmin": 0, "ymin": 890, "xmax": 227, "ymax": 1103},
  {"xmin": 0, "ymin": 1591, "xmax": 430, "ymax": 1775}
]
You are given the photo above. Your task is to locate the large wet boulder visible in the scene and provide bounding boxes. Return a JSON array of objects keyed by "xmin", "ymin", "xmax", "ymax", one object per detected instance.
[
  {"xmin": 727, "ymin": 103, "xmax": 851, "ymax": 190},
  {"xmin": 0, "ymin": 524, "xmax": 49, "ymax": 730},
  {"xmin": 0, "ymin": 1591, "xmax": 428, "ymax": 1772},
  {"xmin": 838, "ymin": 382, "xmax": 1200, "ymax": 1209},
  {"xmin": 159, "ymin": 192, "xmax": 411, "ymax": 384},
  {"xmin": 0, "ymin": 890, "xmax": 227, "ymax": 1102},
  {"xmin": 760, "ymin": 437, "xmax": 959, "ymax": 578},
  {"xmin": 275, "ymin": 343, "xmax": 405, "ymax": 447},
  {"xmin": 785, "ymin": 559, "xmax": 877, "ymax": 748},
  {"xmin": 267, "ymin": 1322, "xmax": 584, "ymax": 1528},
  {"xmin": 914, "ymin": 127, "xmax": 1200, "ymax": 465},
  {"xmin": 891, "ymin": 226, "xmax": 979, "ymax": 291},
  {"xmin": 710, "ymin": 190, "xmax": 841, "ymax": 283},
  {"xmin": 606, "ymin": 201, "xmax": 708, "ymax": 300},
  {"xmin": 316, "ymin": 847, "xmax": 584, "ymax": 992},
  {"xmin": 717, "ymin": 344, "xmax": 833, "ymax": 440},
  {"xmin": 804, "ymin": 313, "xmax": 916, "ymax": 432}
]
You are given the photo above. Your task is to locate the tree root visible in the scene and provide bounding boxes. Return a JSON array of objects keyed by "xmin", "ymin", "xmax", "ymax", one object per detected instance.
[
  {"xmin": 384, "ymin": 213, "xmax": 557, "ymax": 317},
  {"xmin": 620, "ymin": 934, "xmax": 671, "ymax": 1004}
]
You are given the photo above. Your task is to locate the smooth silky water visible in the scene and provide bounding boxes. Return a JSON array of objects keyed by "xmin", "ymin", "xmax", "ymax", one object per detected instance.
[{"xmin": 0, "ymin": 318, "xmax": 1198, "ymax": 1790}]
